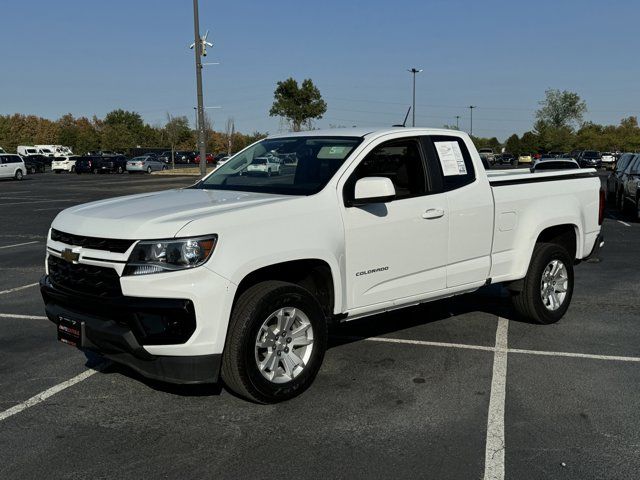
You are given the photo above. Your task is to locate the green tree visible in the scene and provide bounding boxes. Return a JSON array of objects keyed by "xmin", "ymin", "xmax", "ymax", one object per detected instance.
[
  {"xmin": 504, "ymin": 134, "xmax": 521, "ymax": 155},
  {"xmin": 536, "ymin": 89, "xmax": 587, "ymax": 130},
  {"xmin": 269, "ymin": 78, "xmax": 327, "ymax": 131},
  {"xmin": 165, "ymin": 114, "xmax": 192, "ymax": 167}
]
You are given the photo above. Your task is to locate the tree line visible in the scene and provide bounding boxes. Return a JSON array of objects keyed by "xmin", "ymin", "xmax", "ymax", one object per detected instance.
[
  {"xmin": 470, "ymin": 89, "xmax": 640, "ymax": 155},
  {"xmin": 0, "ymin": 109, "xmax": 266, "ymax": 156}
]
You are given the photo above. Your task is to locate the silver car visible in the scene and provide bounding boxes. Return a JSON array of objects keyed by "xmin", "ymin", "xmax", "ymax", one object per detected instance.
[{"xmin": 126, "ymin": 156, "xmax": 166, "ymax": 174}]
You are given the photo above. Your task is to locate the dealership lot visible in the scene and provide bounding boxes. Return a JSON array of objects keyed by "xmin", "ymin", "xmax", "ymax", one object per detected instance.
[{"xmin": 0, "ymin": 172, "xmax": 638, "ymax": 479}]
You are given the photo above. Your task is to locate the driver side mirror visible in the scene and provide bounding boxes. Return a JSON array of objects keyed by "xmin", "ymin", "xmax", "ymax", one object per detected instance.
[{"xmin": 349, "ymin": 177, "xmax": 396, "ymax": 207}]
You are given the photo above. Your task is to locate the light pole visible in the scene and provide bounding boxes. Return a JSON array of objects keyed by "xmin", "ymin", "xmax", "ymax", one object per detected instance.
[
  {"xmin": 455, "ymin": 115, "xmax": 460, "ymax": 130},
  {"xmin": 468, "ymin": 106, "xmax": 476, "ymax": 136},
  {"xmin": 408, "ymin": 68, "xmax": 423, "ymax": 127},
  {"xmin": 192, "ymin": 0, "xmax": 207, "ymax": 178}
]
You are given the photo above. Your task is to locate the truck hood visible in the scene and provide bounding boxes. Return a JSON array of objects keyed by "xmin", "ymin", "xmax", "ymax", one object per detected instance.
[{"xmin": 52, "ymin": 188, "xmax": 293, "ymax": 239}]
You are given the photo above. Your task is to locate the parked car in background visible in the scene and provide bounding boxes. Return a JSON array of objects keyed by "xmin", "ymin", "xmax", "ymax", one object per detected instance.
[
  {"xmin": 531, "ymin": 158, "xmax": 580, "ymax": 171},
  {"xmin": 0, "ymin": 154, "xmax": 26, "ymax": 180},
  {"xmin": 607, "ymin": 153, "xmax": 635, "ymax": 198},
  {"xmin": 52, "ymin": 156, "xmax": 79, "ymax": 173},
  {"xmin": 601, "ymin": 152, "xmax": 615, "ymax": 169},
  {"xmin": 23, "ymin": 156, "xmax": 46, "ymax": 174},
  {"xmin": 176, "ymin": 151, "xmax": 197, "ymax": 163},
  {"xmin": 214, "ymin": 152, "xmax": 228, "ymax": 163},
  {"xmin": 17, "ymin": 146, "xmax": 44, "ymax": 157},
  {"xmin": 518, "ymin": 154, "xmax": 533, "ymax": 164},
  {"xmin": 126, "ymin": 156, "xmax": 166, "ymax": 173},
  {"xmin": 216, "ymin": 156, "xmax": 231, "ymax": 168},
  {"xmin": 498, "ymin": 153, "xmax": 517, "ymax": 165},
  {"xmin": 158, "ymin": 151, "xmax": 172, "ymax": 163},
  {"xmin": 24, "ymin": 153, "xmax": 52, "ymax": 166},
  {"xmin": 578, "ymin": 151, "xmax": 602, "ymax": 169},
  {"xmin": 195, "ymin": 153, "xmax": 215, "ymax": 164},
  {"xmin": 478, "ymin": 148, "xmax": 495, "ymax": 166},
  {"xmin": 74, "ymin": 156, "xmax": 104, "ymax": 174},
  {"xmin": 246, "ymin": 157, "xmax": 281, "ymax": 176},
  {"xmin": 618, "ymin": 154, "xmax": 640, "ymax": 220},
  {"xmin": 75, "ymin": 155, "xmax": 128, "ymax": 174}
]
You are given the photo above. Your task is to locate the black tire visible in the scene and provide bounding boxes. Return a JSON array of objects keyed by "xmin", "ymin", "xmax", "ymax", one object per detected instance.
[
  {"xmin": 30, "ymin": 166, "xmax": 36, "ymax": 174},
  {"xmin": 510, "ymin": 243, "xmax": 574, "ymax": 324},
  {"xmin": 14, "ymin": 169, "xmax": 23, "ymax": 180},
  {"xmin": 116, "ymin": 166, "xmax": 124, "ymax": 174},
  {"xmin": 221, "ymin": 280, "xmax": 327, "ymax": 404},
  {"xmin": 70, "ymin": 166, "xmax": 75, "ymax": 173},
  {"xmin": 147, "ymin": 166, "xmax": 152, "ymax": 174}
]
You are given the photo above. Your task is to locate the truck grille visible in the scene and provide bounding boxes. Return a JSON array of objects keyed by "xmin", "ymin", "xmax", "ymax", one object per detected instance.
[
  {"xmin": 51, "ymin": 229, "xmax": 134, "ymax": 253},
  {"xmin": 48, "ymin": 255, "xmax": 122, "ymax": 297}
]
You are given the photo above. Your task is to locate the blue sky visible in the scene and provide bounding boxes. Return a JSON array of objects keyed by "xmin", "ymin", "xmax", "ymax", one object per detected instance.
[{"xmin": 1, "ymin": 0, "xmax": 639, "ymax": 140}]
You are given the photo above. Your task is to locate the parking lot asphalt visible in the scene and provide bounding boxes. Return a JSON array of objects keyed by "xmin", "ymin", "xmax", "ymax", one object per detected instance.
[{"xmin": 0, "ymin": 169, "xmax": 638, "ymax": 479}]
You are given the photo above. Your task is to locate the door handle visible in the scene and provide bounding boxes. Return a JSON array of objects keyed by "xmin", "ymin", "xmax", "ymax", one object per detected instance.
[{"xmin": 422, "ymin": 208, "xmax": 445, "ymax": 219}]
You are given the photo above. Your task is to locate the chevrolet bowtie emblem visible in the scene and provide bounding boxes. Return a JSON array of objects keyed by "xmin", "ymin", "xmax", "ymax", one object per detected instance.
[{"xmin": 61, "ymin": 248, "xmax": 80, "ymax": 264}]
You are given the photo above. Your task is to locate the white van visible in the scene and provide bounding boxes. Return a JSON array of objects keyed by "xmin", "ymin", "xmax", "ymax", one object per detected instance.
[
  {"xmin": 35, "ymin": 145, "xmax": 73, "ymax": 157},
  {"xmin": 17, "ymin": 146, "xmax": 42, "ymax": 157},
  {"xmin": 0, "ymin": 154, "xmax": 26, "ymax": 180}
]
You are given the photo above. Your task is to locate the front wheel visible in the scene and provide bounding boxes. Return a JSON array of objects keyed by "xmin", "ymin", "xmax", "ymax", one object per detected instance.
[
  {"xmin": 510, "ymin": 243, "xmax": 574, "ymax": 324},
  {"xmin": 221, "ymin": 281, "xmax": 327, "ymax": 403}
]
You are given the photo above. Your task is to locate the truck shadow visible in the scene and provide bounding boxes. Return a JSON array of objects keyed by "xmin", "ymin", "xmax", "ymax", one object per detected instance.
[{"xmin": 328, "ymin": 284, "xmax": 525, "ymax": 350}]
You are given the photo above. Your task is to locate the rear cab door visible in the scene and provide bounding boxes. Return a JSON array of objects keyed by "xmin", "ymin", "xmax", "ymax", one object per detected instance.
[{"xmin": 422, "ymin": 134, "xmax": 494, "ymax": 288}]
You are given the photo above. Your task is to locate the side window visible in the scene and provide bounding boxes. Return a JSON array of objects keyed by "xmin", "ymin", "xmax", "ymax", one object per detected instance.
[
  {"xmin": 632, "ymin": 157, "xmax": 640, "ymax": 174},
  {"xmin": 616, "ymin": 155, "xmax": 629, "ymax": 173},
  {"xmin": 345, "ymin": 138, "xmax": 427, "ymax": 202},
  {"xmin": 626, "ymin": 156, "xmax": 638, "ymax": 173},
  {"xmin": 427, "ymin": 135, "xmax": 476, "ymax": 191}
]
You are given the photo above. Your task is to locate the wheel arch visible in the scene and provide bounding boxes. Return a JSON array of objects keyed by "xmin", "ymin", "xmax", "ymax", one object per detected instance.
[{"xmin": 231, "ymin": 258, "xmax": 339, "ymax": 319}]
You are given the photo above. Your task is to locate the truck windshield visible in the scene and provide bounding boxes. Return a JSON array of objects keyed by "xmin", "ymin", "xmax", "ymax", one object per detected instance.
[{"xmin": 197, "ymin": 136, "xmax": 362, "ymax": 195}]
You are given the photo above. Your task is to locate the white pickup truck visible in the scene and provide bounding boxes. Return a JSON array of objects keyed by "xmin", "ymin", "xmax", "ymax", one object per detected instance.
[{"xmin": 41, "ymin": 128, "xmax": 604, "ymax": 403}]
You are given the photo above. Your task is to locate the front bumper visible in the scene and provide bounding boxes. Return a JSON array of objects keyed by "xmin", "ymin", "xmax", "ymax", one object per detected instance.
[{"xmin": 40, "ymin": 276, "xmax": 221, "ymax": 384}]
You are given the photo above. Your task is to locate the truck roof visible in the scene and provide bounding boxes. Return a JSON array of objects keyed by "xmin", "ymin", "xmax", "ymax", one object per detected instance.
[{"xmin": 267, "ymin": 127, "xmax": 464, "ymax": 139}]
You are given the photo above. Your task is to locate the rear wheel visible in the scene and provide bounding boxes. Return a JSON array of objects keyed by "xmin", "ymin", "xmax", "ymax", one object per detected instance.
[
  {"xmin": 70, "ymin": 166, "xmax": 75, "ymax": 173},
  {"xmin": 116, "ymin": 166, "xmax": 124, "ymax": 174},
  {"xmin": 510, "ymin": 243, "xmax": 574, "ymax": 324},
  {"xmin": 147, "ymin": 166, "xmax": 152, "ymax": 174},
  {"xmin": 221, "ymin": 281, "xmax": 327, "ymax": 403},
  {"xmin": 14, "ymin": 169, "xmax": 23, "ymax": 181}
]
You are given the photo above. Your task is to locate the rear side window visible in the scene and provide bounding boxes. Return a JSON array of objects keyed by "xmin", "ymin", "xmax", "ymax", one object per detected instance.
[
  {"xmin": 632, "ymin": 156, "xmax": 640, "ymax": 174},
  {"xmin": 345, "ymin": 138, "xmax": 427, "ymax": 201},
  {"xmin": 426, "ymin": 135, "xmax": 476, "ymax": 191}
]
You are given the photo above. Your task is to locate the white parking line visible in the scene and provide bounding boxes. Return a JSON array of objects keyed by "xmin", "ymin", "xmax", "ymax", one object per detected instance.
[
  {"xmin": 509, "ymin": 348, "xmax": 640, "ymax": 363},
  {"xmin": 0, "ymin": 363, "xmax": 109, "ymax": 422},
  {"xmin": 0, "ymin": 241, "xmax": 38, "ymax": 250},
  {"xmin": 0, "ymin": 313, "xmax": 47, "ymax": 320},
  {"xmin": 617, "ymin": 220, "xmax": 631, "ymax": 227},
  {"xmin": 0, "ymin": 283, "xmax": 38, "ymax": 295},
  {"xmin": 338, "ymin": 335, "xmax": 496, "ymax": 352},
  {"xmin": 484, "ymin": 317, "xmax": 508, "ymax": 480}
]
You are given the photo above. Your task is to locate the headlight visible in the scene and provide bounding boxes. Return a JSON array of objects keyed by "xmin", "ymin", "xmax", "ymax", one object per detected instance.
[{"xmin": 123, "ymin": 235, "xmax": 217, "ymax": 276}]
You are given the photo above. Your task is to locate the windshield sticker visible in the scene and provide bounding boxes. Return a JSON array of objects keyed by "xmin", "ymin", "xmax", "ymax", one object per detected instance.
[{"xmin": 434, "ymin": 141, "xmax": 467, "ymax": 176}]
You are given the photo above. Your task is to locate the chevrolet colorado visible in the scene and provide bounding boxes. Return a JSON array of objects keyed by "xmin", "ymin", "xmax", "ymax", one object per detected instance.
[{"xmin": 41, "ymin": 128, "xmax": 605, "ymax": 403}]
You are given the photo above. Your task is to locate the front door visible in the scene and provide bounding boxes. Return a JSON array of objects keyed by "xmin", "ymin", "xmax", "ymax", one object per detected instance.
[{"xmin": 341, "ymin": 137, "xmax": 449, "ymax": 312}]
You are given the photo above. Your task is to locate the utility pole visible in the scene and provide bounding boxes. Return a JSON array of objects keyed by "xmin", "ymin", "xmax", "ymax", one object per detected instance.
[
  {"xmin": 408, "ymin": 68, "xmax": 423, "ymax": 127},
  {"xmin": 192, "ymin": 0, "xmax": 207, "ymax": 177},
  {"xmin": 468, "ymin": 106, "xmax": 476, "ymax": 136},
  {"xmin": 455, "ymin": 115, "xmax": 460, "ymax": 130}
]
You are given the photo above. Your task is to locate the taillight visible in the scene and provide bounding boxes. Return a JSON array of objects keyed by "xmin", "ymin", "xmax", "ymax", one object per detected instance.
[{"xmin": 598, "ymin": 187, "xmax": 605, "ymax": 225}]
